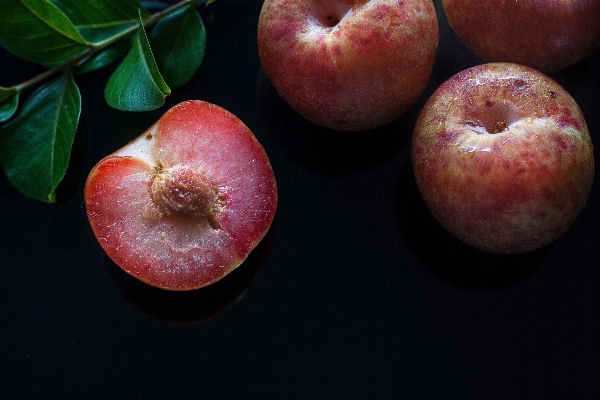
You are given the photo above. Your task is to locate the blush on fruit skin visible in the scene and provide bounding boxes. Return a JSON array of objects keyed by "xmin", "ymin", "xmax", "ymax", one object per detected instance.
[
  {"xmin": 257, "ymin": 0, "xmax": 438, "ymax": 131},
  {"xmin": 411, "ymin": 63, "xmax": 594, "ymax": 254},
  {"xmin": 85, "ymin": 101, "xmax": 277, "ymax": 291},
  {"xmin": 442, "ymin": 0, "xmax": 600, "ymax": 73}
]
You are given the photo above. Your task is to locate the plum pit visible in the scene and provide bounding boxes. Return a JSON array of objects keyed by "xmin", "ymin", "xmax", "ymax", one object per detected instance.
[{"xmin": 151, "ymin": 164, "xmax": 224, "ymax": 226}]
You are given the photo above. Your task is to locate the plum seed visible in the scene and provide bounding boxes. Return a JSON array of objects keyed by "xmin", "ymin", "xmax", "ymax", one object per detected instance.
[{"xmin": 150, "ymin": 165, "xmax": 224, "ymax": 226}]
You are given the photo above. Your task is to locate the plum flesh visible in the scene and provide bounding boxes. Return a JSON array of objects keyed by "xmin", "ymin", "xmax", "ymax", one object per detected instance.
[{"xmin": 85, "ymin": 101, "xmax": 277, "ymax": 290}]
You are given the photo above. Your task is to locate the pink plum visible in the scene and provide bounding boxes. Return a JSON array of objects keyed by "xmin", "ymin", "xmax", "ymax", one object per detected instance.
[
  {"xmin": 257, "ymin": 0, "xmax": 439, "ymax": 131},
  {"xmin": 411, "ymin": 63, "xmax": 594, "ymax": 254}
]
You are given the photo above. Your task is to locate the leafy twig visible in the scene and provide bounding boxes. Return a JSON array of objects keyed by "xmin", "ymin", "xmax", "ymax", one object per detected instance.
[
  {"xmin": 10, "ymin": 0, "xmax": 202, "ymax": 94},
  {"xmin": 0, "ymin": 0, "xmax": 211, "ymax": 203}
]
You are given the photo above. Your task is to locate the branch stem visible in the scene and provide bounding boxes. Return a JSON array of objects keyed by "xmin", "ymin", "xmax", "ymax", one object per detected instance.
[{"xmin": 12, "ymin": 0, "xmax": 203, "ymax": 93}]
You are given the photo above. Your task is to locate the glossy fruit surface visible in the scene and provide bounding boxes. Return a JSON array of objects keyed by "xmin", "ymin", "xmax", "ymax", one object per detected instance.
[
  {"xmin": 85, "ymin": 101, "xmax": 277, "ymax": 290},
  {"xmin": 412, "ymin": 63, "xmax": 594, "ymax": 254},
  {"xmin": 257, "ymin": 0, "xmax": 438, "ymax": 131},
  {"xmin": 442, "ymin": 0, "xmax": 600, "ymax": 72}
]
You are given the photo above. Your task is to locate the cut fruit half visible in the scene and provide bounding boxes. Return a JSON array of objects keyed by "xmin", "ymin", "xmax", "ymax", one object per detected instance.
[{"xmin": 85, "ymin": 101, "xmax": 277, "ymax": 291}]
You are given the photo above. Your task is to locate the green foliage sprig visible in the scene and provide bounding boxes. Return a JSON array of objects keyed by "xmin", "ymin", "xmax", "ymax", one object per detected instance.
[{"xmin": 0, "ymin": 0, "xmax": 212, "ymax": 203}]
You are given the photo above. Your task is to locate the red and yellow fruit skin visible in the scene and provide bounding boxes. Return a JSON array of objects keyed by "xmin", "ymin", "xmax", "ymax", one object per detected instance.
[
  {"xmin": 85, "ymin": 101, "xmax": 277, "ymax": 290},
  {"xmin": 442, "ymin": 0, "xmax": 600, "ymax": 72},
  {"xmin": 411, "ymin": 63, "xmax": 594, "ymax": 254},
  {"xmin": 257, "ymin": 0, "xmax": 438, "ymax": 131}
]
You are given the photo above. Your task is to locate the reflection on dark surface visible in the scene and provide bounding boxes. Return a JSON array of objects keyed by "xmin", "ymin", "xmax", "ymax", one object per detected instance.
[
  {"xmin": 395, "ymin": 160, "xmax": 549, "ymax": 291},
  {"xmin": 108, "ymin": 228, "xmax": 274, "ymax": 324},
  {"xmin": 255, "ymin": 68, "xmax": 409, "ymax": 176}
]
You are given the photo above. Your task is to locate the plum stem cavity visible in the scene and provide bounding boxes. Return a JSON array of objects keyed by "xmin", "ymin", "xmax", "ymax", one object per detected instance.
[
  {"xmin": 309, "ymin": 1, "xmax": 355, "ymax": 30},
  {"xmin": 150, "ymin": 164, "xmax": 224, "ymax": 228},
  {"xmin": 464, "ymin": 98, "xmax": 520, "ymax": 135},
  {"xmin": 493, "ymin": 121, "xmax": 508, "ymax": 134}
]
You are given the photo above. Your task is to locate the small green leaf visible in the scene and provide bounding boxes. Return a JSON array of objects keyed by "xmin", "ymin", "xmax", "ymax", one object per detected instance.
[
  {"xmin": 75, "ymin": 39, "xmax": 131, "ymax": 75},
  {"xmin": 149, "ymin": 6, "xmax": 206, "ymax": 89},
  {"xmin": 0, "ymin": 73, "xmax": 81, "ymax": 203},
  {"xmin": 105, "ymin": 14, "xmax": 171, "ymax": 111},
  {"xmin": 50, "ymin": 0, "xmax": 149, "ymax": 43},
  {"xmin": 0, "ymin": 88, "xmax": 20, "ymax": 122},
  {"xmin": 0, "ymin": 0, "xmax": 89, "ymax": 65}
]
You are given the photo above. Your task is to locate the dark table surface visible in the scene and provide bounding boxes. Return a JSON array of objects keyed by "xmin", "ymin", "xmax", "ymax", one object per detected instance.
[{"xmin": 2, "ymin": 1, "xmax": 599, "ymax": 399}]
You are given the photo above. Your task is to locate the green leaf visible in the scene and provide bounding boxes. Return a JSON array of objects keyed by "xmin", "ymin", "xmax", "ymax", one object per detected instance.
[
  {"xmin": 50, "ymin": 0, "xmax": 149, "ymax": 43},
  {"xmin": 75, "ymin": 39, "xmax": 131, "ymax": 75},
  {"xmin": 149, "ymin": 6, "xmax": 206, "ymax": 89},
  {"xmin": 0, "ymin": 0, "xmax": 89, "ymax": 65},
  {"xmin": 0, "ymin": 73, "xmax": 81, "ymax": 203},
  {"xmin": 105, "ymin": 14, "xmax": 171, "ymax": 111},
  {"xmin": 0, "ymin": 88, "xmax": 20, "ymax": 122}
]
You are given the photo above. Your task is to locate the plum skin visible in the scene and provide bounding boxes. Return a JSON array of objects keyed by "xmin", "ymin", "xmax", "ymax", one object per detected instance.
[
  {"xmin": 85, "ymin": 101, "xmax": 277, "ymax": 291},
  {"xmin": 411, "ymin": 63, "xmax": 594, "ymax": 254},
  {"xmin": 442, "ymin": 0, "xmax": 600, "ymax": 72},
  {"xmin": 257, "ymin": 0, "xmax": 439, "ymax": 131}
]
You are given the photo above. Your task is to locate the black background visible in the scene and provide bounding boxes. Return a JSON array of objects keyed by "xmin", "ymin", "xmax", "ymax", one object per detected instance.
[{"xmin": 1, "ymin": 1, "xmax": 599, "ymax": 398}]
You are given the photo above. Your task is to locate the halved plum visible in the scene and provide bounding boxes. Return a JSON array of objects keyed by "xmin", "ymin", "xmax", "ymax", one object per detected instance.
[{"xmin": 85, "ymin": 101, "xmax": 277, "ymax": 290}]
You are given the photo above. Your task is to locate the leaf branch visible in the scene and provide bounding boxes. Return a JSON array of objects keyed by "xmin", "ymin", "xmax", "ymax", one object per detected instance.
[
  {"xmin": 0, "ymin": 0, "xmax": 210, "ymax": 202},
  {"xmin": 9, "ymin": 0, "xmax": 204, "ymax": 95}
]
